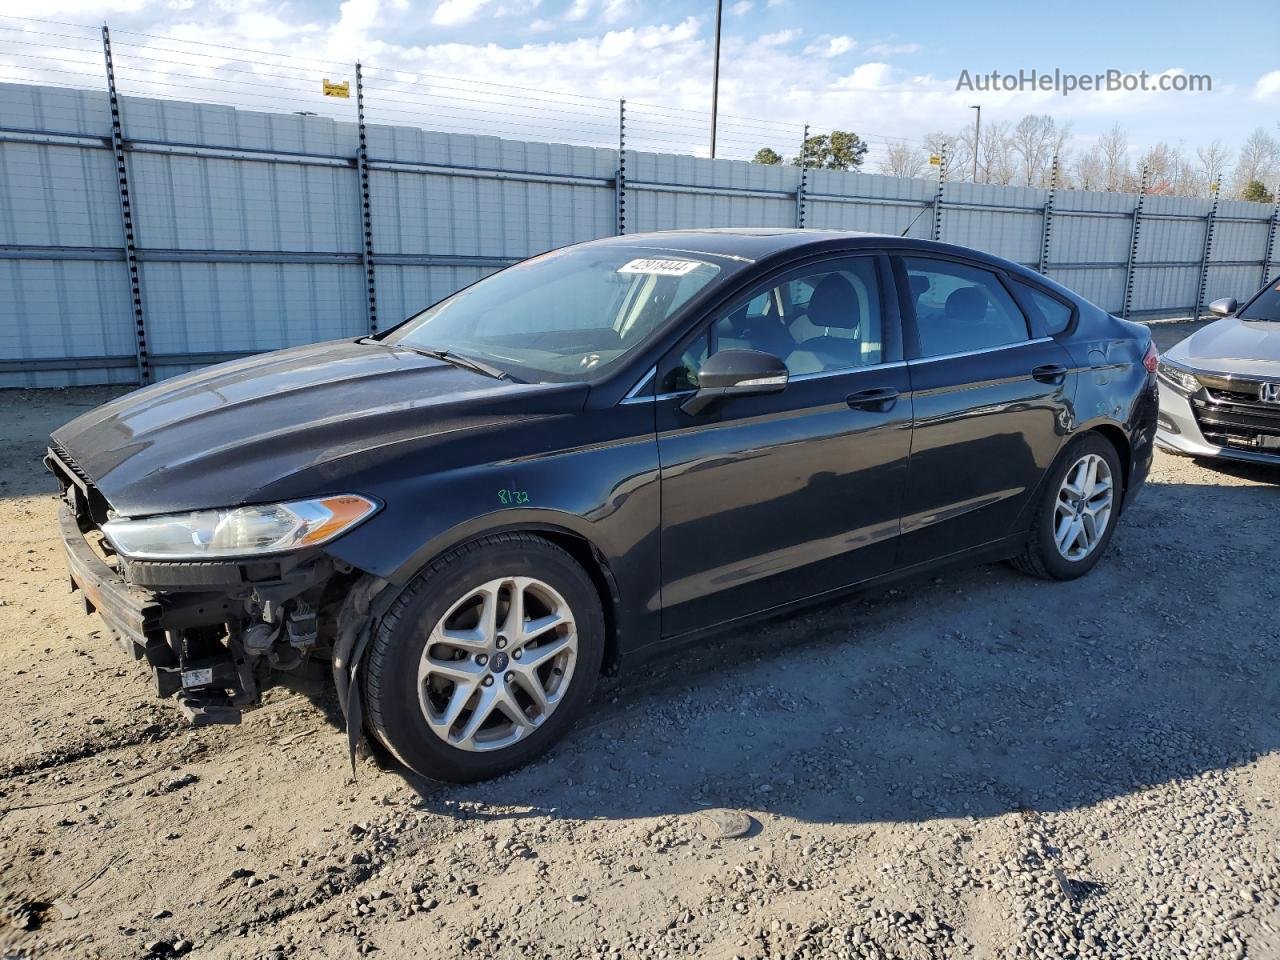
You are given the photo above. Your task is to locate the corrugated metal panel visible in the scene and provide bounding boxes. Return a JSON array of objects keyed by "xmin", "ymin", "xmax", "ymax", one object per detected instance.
[
  {"xmin": 5, "ymin": 82, "xmax": 1280, "ymax": 385},
  {"xmin": 140, "ymin": 261, "xmax": 366, "ymax": 358},
  {"xmin": 0, "ymin": 258, "xmax": 136, "ymax": 388},
  {"xmin": 375, "ymin": 263, "xmax": 498, "ymax": 329},
  {"xmin": 806, "ymin": 170, "xmax": 932, "ymax": 236},
  {"xmin": 0, "ymin": 142, "xmax": 120, "ymax": 247},
  {"xmin": 0, "ymin": 82, "xmax": 110, "ymax": 137},
  {"xmin": 943, "ymin": 182, "xmax": 1047, "ymax": 266},
  {"xmin": 626, "ymin": 150, "xmax": 795, "ymax": 232},
  {"xmin": 1205, "ymin": 264, "xmax": 1263, "ymax": 304}
]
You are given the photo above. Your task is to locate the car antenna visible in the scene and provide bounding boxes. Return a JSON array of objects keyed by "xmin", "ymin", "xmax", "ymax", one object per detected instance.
[{"xmin": 900, "ymin": 203, "xmax": 931, "ymax": 237}]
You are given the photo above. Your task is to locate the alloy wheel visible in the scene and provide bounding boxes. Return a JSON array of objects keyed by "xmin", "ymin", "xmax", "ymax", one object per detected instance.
[
  {"xmin": 416, "ymin": 576, "xmax": 578, "ymax": 752},
  {"xmin": 1054, "ymin": 453, "xmax": 1114, "ymax": 562}
]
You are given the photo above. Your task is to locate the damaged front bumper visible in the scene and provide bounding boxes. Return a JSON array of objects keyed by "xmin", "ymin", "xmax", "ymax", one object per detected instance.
[{"xmin": 49, "ymin": 446, "xmax": 355, "ymax": 726}]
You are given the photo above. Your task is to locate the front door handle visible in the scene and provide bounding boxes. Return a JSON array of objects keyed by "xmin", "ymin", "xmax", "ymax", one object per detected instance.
[
  {"xmin": 847, "ymin": 387, "xmax": 899, "ymax": 412},
  {"xmin": 1032, "ymin": 363, "xmax": 1068, "ymax": 384}
]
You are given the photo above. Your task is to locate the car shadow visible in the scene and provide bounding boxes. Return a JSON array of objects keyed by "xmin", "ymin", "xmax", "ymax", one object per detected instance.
[
  {"xmin": 349, "ymin": 472, "xmax": 1280, "ymax": 828},
  {"xmin": 1189, "ymin": 456, "xmax": 1280, "ymax": 486}
]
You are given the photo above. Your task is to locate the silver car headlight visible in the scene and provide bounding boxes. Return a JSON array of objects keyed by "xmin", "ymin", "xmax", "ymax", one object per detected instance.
[
  {"xmin": 102, "ymin": 495, "xmax": 379, "ymax": 560},
  {"xmin": 1156, "ymin": 358, "xmax": 1201, "ymax": 394}
]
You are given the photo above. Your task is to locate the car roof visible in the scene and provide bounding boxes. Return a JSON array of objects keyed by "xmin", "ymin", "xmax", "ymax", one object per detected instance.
[{"xmin": 582, "ymin": 228, "xmax": 1034, "ymax": 277}]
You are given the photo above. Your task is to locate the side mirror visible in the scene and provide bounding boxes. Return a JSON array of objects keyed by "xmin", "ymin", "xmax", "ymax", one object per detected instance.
[
  {"xmin": 1208, "ymin": 297, "xmax": 1238, "ymax": 318},
  {"xmin": 680, "ymin": 348, "xmax": 788, "ymax": 416}
]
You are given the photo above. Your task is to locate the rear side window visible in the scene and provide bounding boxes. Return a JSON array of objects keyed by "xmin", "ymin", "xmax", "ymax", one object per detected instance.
[
  {"xmin": 902, "ymin": 257, "xmax": 1030, "ymax": 358},
  {"xmin": 1011, "ymin": 279, "xmax": 1074, "ymax": 335}
]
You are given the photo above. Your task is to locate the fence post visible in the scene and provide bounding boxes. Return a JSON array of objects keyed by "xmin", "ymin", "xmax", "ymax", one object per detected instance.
[
  {"xmin": 793, "ymin": 123, "xmax": 809, "ymax": 228},
  {"xmin": 931, "ymin": 147, "xmax": 947, "ymax": 242},
  {"xmin": 1121, "ymin": 165, "xmax": 1149, "ymax": 320},
  {"xmin": 101, "ymin": 24, "xmax": 151, "ymax": 386},
  {"xmin": 616, "ymin": 99, "xmax": 626, "ymax": 235},
  {"xmin": 1038, "ymin": 154, "xmax": 1058, "ymax": 276},
  {"xmin": 355, "ymin": 62, "xmax": 378, "ymax": 335},
  {"xmin": 1261, "ymin": 202, "xmax": 1279, "ymax": 288},
  {"xmin": 1195, "ymin": 186, "xmax": 1220, "ymax": 319}
]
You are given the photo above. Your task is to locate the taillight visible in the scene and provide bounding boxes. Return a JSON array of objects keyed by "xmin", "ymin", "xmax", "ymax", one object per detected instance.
[{"xmin": 1142, "ymin": 342, "xmax": 1159, "ymax": 374}]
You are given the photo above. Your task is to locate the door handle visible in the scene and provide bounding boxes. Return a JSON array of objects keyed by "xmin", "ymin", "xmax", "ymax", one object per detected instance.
[
  {"xmin": 846, "ymin": 387, "xmax": 899, "ymax": 412},
  {"xmin": 1032, "ymin": 363, "xmax": 1068, "ymax": 384}
]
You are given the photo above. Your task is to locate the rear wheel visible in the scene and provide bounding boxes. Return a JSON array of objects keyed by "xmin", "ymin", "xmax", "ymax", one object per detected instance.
[
  {"xmin": 1012, "ymin": 434, "xmax": 1123, "ymax": 581},
  {"xmin": 365, "ymin": 534, "xmax": 604, "ymax": 782}
]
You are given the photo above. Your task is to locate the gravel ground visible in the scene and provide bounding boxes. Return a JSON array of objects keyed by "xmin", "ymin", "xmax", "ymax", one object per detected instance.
[{"xmin": 3, "ymin": 324, "xmax": 1279, "ymax": 960}]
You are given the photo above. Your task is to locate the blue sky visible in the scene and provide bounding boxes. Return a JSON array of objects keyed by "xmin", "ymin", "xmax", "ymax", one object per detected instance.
[{"xmin": 9, "ymin": 0, "xmax": 1280, "ymax": 167}]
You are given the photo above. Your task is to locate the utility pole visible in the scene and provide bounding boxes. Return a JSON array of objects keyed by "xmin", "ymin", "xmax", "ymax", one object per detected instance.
[
  {"xmin": 710, "ymin": 0, "xmax": 723, "ymax": 159},
  {"xmin": 970, "ymin": 104, "xmax": 981, "ymax": 182}
]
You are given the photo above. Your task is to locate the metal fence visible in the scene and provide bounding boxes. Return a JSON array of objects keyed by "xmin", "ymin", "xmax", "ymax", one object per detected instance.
[{"xmin": 2, "ymin": 63, "xmax": 1279, "ymax": 386}]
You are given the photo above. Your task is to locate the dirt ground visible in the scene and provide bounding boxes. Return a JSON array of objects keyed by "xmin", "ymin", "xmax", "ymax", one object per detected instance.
[{"xmin": 2, "ymin": 322, "xmax": 1279, "ymax": 960}]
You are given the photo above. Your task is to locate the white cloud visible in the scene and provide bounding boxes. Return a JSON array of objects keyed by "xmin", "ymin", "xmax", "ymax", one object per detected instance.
[
  {"xmin": 759, "ymin": 28, "xmax": 800, "ymax": 47},
  {"xmin": 730, "ymin": 1, "xmax": 753, "ymax": 13},
  {"xmin": 865, "ymin": 42, "xmax": 919, "ymax": 57},
  {"xmin": 4, "ymin": 0, "xmax": 1262, "ymax": 170},
  {"xmin": 601, "ymin": 0, "xmax": 629, "ymax": 23},
  {"xmin": 835, "ymin": 61, "xmax": 892, "ymax": 90},
  {"xmin": 804, "ymin": 35, "xmax": 856, "ymax": 58},
  {"xmin": 32, "ymin": 0, "xmax": 147, "ymax": 13},
  {"xmin": 1255, "ymin": 70, "xmax": 1280, "ymax": 99},
  {"xmin": 432, "ymin": 0, "xmax": 493, "ymax": 25}
]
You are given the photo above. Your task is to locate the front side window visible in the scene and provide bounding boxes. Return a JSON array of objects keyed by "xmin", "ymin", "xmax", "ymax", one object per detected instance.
[
  {"xmin": 1240, "ymin": 280, "xmax": 1280, "ymax": 321},
  {"xmin": 664, "ymin": 257, "xmax": 886, "ymax": 391},
  {"xmin": 386, "ymin": 246, "xmax": 726, "ymax": 382},
  {"xmin": 903, "ymin": 257, "xmax": 1030, "ymax": 357}
]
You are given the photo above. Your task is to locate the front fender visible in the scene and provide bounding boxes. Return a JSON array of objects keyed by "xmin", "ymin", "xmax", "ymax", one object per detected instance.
[{"xmin": 321, "ymin": 402, "xmax": 661, "ymax": 656}]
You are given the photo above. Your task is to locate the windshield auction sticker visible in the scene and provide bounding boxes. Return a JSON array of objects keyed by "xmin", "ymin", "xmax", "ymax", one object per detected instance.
[{"xmin": 618, "ymin": 258, "xmax": 702, "ymax": 276}]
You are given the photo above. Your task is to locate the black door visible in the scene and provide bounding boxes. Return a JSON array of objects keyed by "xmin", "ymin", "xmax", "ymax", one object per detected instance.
[
  {"xmin": 654, "ymin": 254, "xmax": 912, "ymax": 638},
  {"xmin": 893, "ymin": 254, "xmax": 1077, "ymax": 566}
]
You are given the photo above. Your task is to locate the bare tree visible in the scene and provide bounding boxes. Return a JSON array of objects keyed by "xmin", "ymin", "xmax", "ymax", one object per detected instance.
[
  {"xmin": 922, "ymin": 130, "xmax": 965, "ymax": 180},
  {"xmin": 1074, "ymin": 146, "xmax": 1105, "ymax": 191},
  {"xmin": 1009, "ymin": 114, "xmax": 1070, "ymax": 187},
  {"xmin": 979, "ymin": 121, "xmax": 1015, "ymax": 185},
  {"xmin": 877, "ymin": 141, "xmax": 927, "ymax": 179},
  {"xmin": 1137, "ymin": 142, "xmax": 1184, "ymax": 195},
  {"xmin": 1230, "ymin": 127, "xmax": 1280, "ymax": 199},
  {"xmin": 1097, "ymin": 124, "xmax": 1131, "ymax": 192},
  {"xmin": 1196, "ymin": 140, "xmax": 1232, "ymax": 195}
]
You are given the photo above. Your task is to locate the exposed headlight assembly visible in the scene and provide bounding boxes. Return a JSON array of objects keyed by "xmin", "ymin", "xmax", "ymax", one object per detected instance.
[
  {"xmin": 1156, "ymin": 359, "xmax": 1201, "ymax": 394},
  {"xmin": 102, "ymin": 494, "xmax": 379, "ymax": 560}
]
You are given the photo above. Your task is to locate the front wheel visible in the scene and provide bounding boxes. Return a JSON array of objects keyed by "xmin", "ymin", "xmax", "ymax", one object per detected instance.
[
  {"xmin": 364, "ymin": 534, "xmax": 605, "ymax": 782},
  {"xmin": 1012, "ymin": 434, "xmax": 1123, "ymax": 581}
]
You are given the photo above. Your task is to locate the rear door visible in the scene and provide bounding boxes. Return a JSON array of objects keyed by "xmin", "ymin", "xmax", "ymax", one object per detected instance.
[
  {"xmin": 894, "ymin": 254, "xmax": 1077, "ymax": 566},
  {"xmin": 654, "ymin": 253, "xmax": 912, "ymax": 638}
]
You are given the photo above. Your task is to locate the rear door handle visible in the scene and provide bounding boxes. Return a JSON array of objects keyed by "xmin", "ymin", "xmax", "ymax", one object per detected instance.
[
  {"xmin": 1032, "ymin": 363, "xmax": 1068, "ymax": 384},
  {"xmin": 846, "ymin": 387, "xmax": 899, "ymax": 412}
]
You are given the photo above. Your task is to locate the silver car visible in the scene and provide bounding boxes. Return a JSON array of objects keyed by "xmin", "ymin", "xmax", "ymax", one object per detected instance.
[{"xmin": 1156, "ymin": 279, "xmax": 1280, "ymax": 465}]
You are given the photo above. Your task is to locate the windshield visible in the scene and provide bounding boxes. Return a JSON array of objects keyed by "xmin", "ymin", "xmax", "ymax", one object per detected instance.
[
  {"xmin": 384, "ymin": 245, "xmax": 726, "ymax": 381},
  {"xmin": 1240, "ymin": 281, "xmax": 1280, "ymax": 322}
]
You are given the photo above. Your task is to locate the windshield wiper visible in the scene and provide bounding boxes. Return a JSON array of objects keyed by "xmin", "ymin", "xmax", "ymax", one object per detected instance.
[{"xmin": 396, "ymin": 344, "xmax": 515, "ymax": 381}]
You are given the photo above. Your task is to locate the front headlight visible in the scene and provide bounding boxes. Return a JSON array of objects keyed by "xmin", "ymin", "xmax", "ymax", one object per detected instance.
[
  {"xmin": 102, "ymin": 494, "xmax": 379, "ymax": 560},
  {"xmin": 1156, "ymin": 359, "xmax": 1201, "ymax": 394}
]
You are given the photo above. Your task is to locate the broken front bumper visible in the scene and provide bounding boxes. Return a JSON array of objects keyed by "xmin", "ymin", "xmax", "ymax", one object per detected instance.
[{"xmin": 58, "ymin": 504, "xmax": 251, "ymax": 720}]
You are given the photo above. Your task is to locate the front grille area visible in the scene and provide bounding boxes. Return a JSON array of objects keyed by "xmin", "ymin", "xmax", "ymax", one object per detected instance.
[
  {"xmin": 47, "ymin": 444, "xmax": 114, "ymax": 532},
  {"xmin": 1191, "ymin": 380, "xmax": 1280, "ymax": 452}
]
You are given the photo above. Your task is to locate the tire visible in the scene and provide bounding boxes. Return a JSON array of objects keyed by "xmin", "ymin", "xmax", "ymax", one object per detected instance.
[
  {"xmin": 364, "ymin": 533, "xmax": 605, "ymax": 782},
  {"xmin": 1012, "ymin": 433, "xmax": 1124, "ymax": 582}
]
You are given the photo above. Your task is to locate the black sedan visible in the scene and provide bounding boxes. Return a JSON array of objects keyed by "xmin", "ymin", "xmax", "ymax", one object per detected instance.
[
  {"xmin": 47, "ymin": 229, "xmax": 1158, "ymax": 782},
  {"xmin": 1156, "ymin": 279, "xmax": 1280, "ymax": 464}
]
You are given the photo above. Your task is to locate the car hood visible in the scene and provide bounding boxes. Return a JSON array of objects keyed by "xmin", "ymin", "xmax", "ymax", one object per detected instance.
[
  {"xmin": 1167, "ymin": 317, "xmax": 1280, "ymax": 377},
  {"xmin": 51, "ymin": 339, "xmax": 588, "ymax": 516}
]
